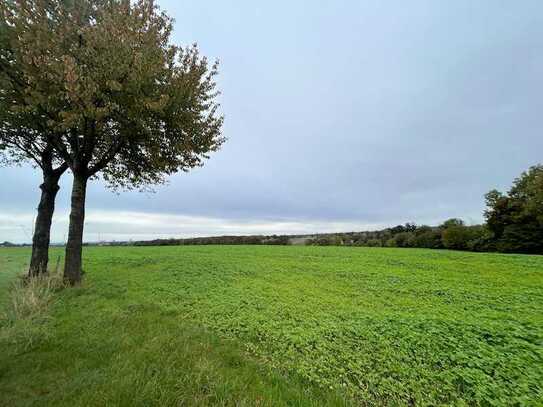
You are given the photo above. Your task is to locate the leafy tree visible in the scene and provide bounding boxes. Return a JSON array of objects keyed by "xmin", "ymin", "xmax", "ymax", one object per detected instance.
[
  {"xmin": 464, "ymin": 225, "xmax": 493, "ymax": 252},
  {"xmin": 384, "ymin": 238, "xmax": 397, "ymax": 247},
  {"xmin": 440, "ymin": 218, "xmax": 465, "ymax": 229},
  {"xmin": 389, "ymin": 225, "xmax": 407, "ymax": 235},
  {"xmin": 410, "ymin": 226, "xmax": 443, "ymax": 249},
  {"xmin": 485, "ymin": 165, "xmax": 543, "ymax": 253},
  {"xmin": 404, "ymin": 222, "xmax": 417, "ymax": 233},
  {"xmin": 1, "ymin": 11, "xmax": 69, "ymax": 275},
  {"xmin": 440, "ymin": 218, "xmax": 487, "ymax": 251},
  {"xmin": 392, "ymin": 232, "xmax": 412, "ymax": 248},
  {"xmin": 2, "ymin": 0, "xmax": 224, "ymax": 284},
  {"xmin": 441, "ymin": 225, "xmax": 471, "ymax": 250},
  {"xmin": 366, "ymin": 239, "xmax": 382, "ymax": 247}
]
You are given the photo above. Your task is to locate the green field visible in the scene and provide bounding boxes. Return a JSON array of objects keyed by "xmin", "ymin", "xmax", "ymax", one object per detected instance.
[{"xmin": 1, "ymin": 246, "xmax": 542, "ymax": 406}]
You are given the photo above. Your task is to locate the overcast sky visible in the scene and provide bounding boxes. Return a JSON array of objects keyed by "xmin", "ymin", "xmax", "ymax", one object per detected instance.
[{"xmin": 1, "ymin": 0, "xmax": 542, "ymax": 243}]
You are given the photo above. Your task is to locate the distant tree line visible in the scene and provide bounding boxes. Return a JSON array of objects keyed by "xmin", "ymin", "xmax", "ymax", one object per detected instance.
[
  {"xmin": 128, "ymin": 165, "xmax": 543, "ymax": 255},
  {"xmin": 311, "ymin": 165, "xmax": 542, "ymax": 254},
  {"xmin": 133, "ymin": 235, "xmax": 291, "ymax": 246},
  {"xmin": 126, "ymin": 221, "xmax": 489, "ymax": 252},
  {"xmin": 305, "ymin": 220, "xmax": 488, "ymax": 251},
  {"xmin": 0, "ymin": 241, "xmax": 18, "ymax": 247}
]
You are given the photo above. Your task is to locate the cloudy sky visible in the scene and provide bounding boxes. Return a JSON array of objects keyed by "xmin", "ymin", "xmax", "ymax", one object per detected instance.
[{"xmin": 1, "ymin": 0, "xmax": 542, "ymax": 243}]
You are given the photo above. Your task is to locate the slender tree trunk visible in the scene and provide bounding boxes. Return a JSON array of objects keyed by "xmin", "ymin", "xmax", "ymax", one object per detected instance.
[
  {"xmin": 28, "ymin": 173, "xmax": 61, "ymax": 277},
  {"xmin": 64, "ymin": 174, "xmax": 88, "ymax": 285}
]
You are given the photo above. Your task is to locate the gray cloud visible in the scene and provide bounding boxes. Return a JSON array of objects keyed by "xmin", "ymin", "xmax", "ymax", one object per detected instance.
[{"xmin": 1, "ymin": 0, "xmax": 542, "ymax": 243}]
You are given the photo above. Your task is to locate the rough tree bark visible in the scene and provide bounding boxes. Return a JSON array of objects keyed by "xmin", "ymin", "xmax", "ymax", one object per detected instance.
[
  {"xmin": 63, "ymin": 173, "xmax": 88, "ymax": 285},
  {"xmin": 28, "ymin": 154, "xmax": 68, "ymax": 277},
  {"xmin": 28, "ymin": 175, "xmax": 61, "ymax": 276}
]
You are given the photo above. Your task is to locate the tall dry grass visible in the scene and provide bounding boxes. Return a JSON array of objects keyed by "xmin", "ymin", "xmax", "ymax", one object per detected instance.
[{"xmin": 1, "ymin": 260, "xmax": 66, "ymax": 349}]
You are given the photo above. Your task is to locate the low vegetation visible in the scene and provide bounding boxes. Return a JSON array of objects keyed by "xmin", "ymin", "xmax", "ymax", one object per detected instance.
[
  {"xmin": 1, "ymin": 245, "xmax": 541, "ymax": 405},
  {"xmin": 0, "ymin": 268, "xmax": 65, "ymax": 351}
]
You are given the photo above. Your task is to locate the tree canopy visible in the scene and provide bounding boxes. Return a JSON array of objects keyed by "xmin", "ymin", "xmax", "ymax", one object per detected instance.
[
  {"xmin": 1, "ymin": 0, "xmax": 223, "ymax": 181},
  {"xmin": 485, "ymin": 165, "xmax": 543, "ymax": 253},
  {"xmin": 0, "ymin": 0, "xmax": 224, "ymax": 283}
]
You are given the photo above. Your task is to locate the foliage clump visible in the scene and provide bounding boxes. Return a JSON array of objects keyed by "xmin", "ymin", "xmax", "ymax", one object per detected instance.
[{"xmin": 485, "ymin": 164, "xmax": 543, "ymax": 254}]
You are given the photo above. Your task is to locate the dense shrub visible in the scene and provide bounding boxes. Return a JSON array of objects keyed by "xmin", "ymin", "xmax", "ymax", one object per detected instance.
[
  {"xmin": 441, "ymin": 222, "xmax": 488, "ymax": 251},
  {"xmin": 366, "ymin": 239, "xmax": 382, "ymax": 247},
  {"xmin": 442, "ymin": 226, "xmax": 471, "ymax": 250},
  {"xmin": 385, "ymin": 238, "xmax": 397, "ymax": 247},
  {"xmin": 411, "ymin": 228, "xmax": 443, "ymax": 249},
  {"xmin": 392, "ymin": 232, "xmax": 412, "ymax": 248}
]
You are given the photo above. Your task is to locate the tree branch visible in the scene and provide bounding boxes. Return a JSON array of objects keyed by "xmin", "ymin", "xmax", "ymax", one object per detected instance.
[
  {"xmin": 52, "ymin": 161, "xmax": 69, "ymax": 177},
  {"xmin": 88, "ymin": 138, "xmax": 125, "ymax": 176}
]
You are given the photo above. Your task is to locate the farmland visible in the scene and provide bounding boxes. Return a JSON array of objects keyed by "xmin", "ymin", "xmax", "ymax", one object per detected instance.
[{"xmin": 1, "ymin": 245, "xmax": 542, "ymax": 405}]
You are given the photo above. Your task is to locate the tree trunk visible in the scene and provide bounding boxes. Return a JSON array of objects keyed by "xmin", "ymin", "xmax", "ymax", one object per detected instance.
[
  {"xmin": 28, "ymin": 174, "xmax": 61, "ymax": 277},
  {"xmin": 64, "ymin": 174, "xmax": 88, "ymax": 285}
]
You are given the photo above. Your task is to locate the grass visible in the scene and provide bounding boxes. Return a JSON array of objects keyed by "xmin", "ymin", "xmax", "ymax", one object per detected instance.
[
  {"xmin": 0, "ymin": 245, "xmax": 542, "ymax": 405},
  {"xmin": 0, "ymin": 268, "xmax": 65, "ymax": 352}
]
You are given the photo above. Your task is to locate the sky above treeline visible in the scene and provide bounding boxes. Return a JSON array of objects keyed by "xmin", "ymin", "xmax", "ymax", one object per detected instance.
[{"xmin": 1, "ymin": 0, "xmax": 542, "ymax": 243}]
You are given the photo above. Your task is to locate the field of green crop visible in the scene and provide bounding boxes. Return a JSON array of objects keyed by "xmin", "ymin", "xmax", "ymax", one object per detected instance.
[{"xmin": 1, "ymin": 245, "xmax": 542, "ymax": 406}]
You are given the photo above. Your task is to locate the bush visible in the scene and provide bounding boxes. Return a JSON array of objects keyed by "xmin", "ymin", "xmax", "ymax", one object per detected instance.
[
  {"xmin": 441, "ymin": 225, "xmax": 486, "ymax": 251},
  {"xmin": 441, "ymin": 218, "xmax": 465, "ymax": 229},
  {"xmin": 392, "ymin": 232, "xmax": 413, "ymax": 248},
  {"xmin": 411, "ymin": 229, "xmax": 443, "ymax": 249},
  {"xmin": 366, "ymin": 239, "xmax": 382, "ymax": 247},
  {"xmin": 497, "ymin": 223, "xmax": 543, "ymax": 253},
  {"xmin": 385, "ymin": 238, "xmax": 397, "ymax": 247},
  {"xmin": 464, "ymin": 226, "xmax": 488, "ymax": 251},
  {"xmin": 442, "ymin": 226, "xmax": 469, "ymax": 250}
]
